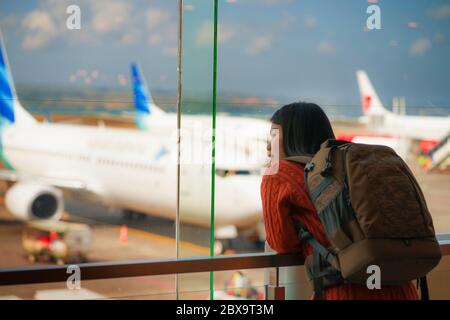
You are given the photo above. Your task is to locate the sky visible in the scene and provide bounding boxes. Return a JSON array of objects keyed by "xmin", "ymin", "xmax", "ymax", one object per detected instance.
[{"xmin": 0, "ymin": 0, "xmax": 450, "ymax": 109}]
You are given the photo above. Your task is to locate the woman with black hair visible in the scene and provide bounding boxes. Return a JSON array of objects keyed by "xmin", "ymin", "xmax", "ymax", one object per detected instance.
[{"xmin": 261, "ymin": 102, "xmax": 418, "ymax": 300}]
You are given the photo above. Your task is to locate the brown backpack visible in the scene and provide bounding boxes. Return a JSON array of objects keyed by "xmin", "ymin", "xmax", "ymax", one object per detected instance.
[{"xmin": 286, "ymin": 139, "xmax": 442, "ymax": 299}]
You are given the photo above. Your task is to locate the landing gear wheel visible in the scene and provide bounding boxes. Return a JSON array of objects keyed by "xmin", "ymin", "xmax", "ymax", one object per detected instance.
[{"xmin": 214, "ymin": 239, "xmax": 232, "ymax": 255}]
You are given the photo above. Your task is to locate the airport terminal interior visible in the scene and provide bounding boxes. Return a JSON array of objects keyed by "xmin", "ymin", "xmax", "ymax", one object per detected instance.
[{"xmin": 0, "ymin": 0, "xmax": 449, "ymax": 300}]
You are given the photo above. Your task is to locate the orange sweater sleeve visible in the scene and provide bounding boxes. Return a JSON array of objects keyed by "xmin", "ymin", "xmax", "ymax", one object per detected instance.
[{"xmin": 261, "ymin": 165, "xmax": 303, "ymax": 254}]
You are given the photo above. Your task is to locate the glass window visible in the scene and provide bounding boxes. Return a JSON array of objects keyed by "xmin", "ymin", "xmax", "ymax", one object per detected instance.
[
  {"xmin": 0, "ymin": 0, "xmax": 179, "ymax": 294},
  {"xmin": 1, "ymin": 0, "xmax": 449, "ymax": 301}
]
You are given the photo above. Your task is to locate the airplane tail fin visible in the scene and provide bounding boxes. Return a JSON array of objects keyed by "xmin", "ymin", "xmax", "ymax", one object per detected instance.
[
  {"xmin": 356, "ymin": 70, "xmax": 389, "ymax": 116},
  {"xmin": 130, "ymin": 63, "xmax": 165, "ymax": 130},
  {"xmin": 0, "ymin": 31, "xmax": 36, "ymax": 126}
]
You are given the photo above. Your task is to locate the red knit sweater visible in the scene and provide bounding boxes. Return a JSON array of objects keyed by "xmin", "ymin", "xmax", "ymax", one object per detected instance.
[{"xmin": 261, "ymin": 159, "xmax": 419, "ymax": 300}]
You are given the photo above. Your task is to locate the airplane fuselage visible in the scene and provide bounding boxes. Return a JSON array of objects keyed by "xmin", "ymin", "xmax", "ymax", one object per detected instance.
[
  {"xmin": 1, "ymin": 123, "xmax": 264, "ymax": 228},
  {"xmin": 367, "ymin": 112, "xmax": 450, "ymax": 141}
]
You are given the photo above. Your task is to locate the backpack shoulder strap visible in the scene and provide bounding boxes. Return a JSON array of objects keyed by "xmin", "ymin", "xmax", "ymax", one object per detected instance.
[
  {"xmin": 284, "ymin": 155, "xmax": 313, "ymax": 165},
  {"xmin": 293, "ymin": 220, "xmax": 335, "ymax": 265},
  {"xmin": 320, "ymin": 139, "xmax": 349, "ymax": 149}
]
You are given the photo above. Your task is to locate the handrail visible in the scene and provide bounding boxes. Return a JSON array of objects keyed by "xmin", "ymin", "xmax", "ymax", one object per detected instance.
[
  {"xmin": 0, "ymin": 252, "xmax": 304, "ymax": 286},
  {"xmin": 0, "ymin": 238, "xmax": 448, "ymax": 287}
]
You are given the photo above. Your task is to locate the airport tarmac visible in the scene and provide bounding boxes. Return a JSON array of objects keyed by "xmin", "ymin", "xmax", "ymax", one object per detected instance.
[
  {"xmin": 0, "ymin": 118, "xmax": 448, "ymax": 299},
  {"xmin": 0, "ymin": 200, "xmax": 266, "ymax": 300}
]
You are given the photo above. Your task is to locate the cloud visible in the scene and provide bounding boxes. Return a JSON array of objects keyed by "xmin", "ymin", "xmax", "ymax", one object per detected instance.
[
  {"xmin": 318, "ymin": 41, "xmax": 336, "ymax": 54},
  {"xmin": 148, "ymin": 34, "xmax": 162, "ymax": 46},
  {"xmin": 145, "ymin": 8, "xmax": 172, "ymax": 30},
  {"xmin": 274, "ymin": 12, "xmax": 297, "ymax": 32},
  {"xmin": 117, "ymin": 73, "xmax": 127, "ymax": 86},
  {"xmin": 21, "ymin": 10, "xmax": 57, "ymax": 49},
  {"xmin": 19, "ymin": 0, "xmax": 135, "ymax": 48},
  {"xmin": 407, "ymin": 21, "xmax": 418, "ymax": 29},
  {"xmin": 196, "ymin": 21, "xmax": 236, "ymax": 46},
  {"xmin": 91, "ymin": 0, "xmax": 131, "ymax": 34},
  {"xmin": 163, "ymin": 23, "xmax": 178, "ymax": 43},
  {"xmin": 162, "ymin": 47, "xmax": 177, "ymax": 57},
  {"xmin": 121, "ymin": 30, "xmax": 141, "ymax": 45},
  {"xmin": 410, "ymin": 38, "xmax": 432, "ymax": 56},
  {"xmin": 17, "ymin": 0, "xmax": 181, "ymax": 54},
  {"xmin": 143, "ymin": 8, "xmax": 177, "ymax": 55},
  {"xmin": 244, "ymin": 36, "xmax": 272, "ymax": 55},
  {"xmin": 196, "ymin": 22, "xmax": 213, "ymax": 46},
  {"xmin": 427, "ymin": 4, "xmax": 450, "ymax": 20}
]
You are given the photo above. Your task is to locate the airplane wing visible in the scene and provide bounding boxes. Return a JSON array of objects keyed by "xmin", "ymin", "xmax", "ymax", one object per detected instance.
[{"xmin": 0, "ymin": 169, "xmax": 86, "ymax": 190}]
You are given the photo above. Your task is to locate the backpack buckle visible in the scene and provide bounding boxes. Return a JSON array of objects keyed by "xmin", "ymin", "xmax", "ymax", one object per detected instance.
[
  {"xmin": 298, "ymin": 228, "xmax": 312, "ymax": 240},
  {"xmin": 305, "ymin": 162, "xmax": 315, "ymax": 172}
]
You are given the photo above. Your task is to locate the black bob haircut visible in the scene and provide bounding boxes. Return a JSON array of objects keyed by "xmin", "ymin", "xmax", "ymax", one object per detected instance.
[{"xmin": 270, "ymin": 102, "xmax": 335, "ymax": 157}]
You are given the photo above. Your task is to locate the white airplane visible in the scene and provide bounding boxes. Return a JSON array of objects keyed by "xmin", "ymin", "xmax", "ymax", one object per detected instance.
[
  {"xmin": 129, "ymin": 62, "xmax": 270, "ymax": 167},
  {"xmin": 0, "ymin": 33, "xmax": 269, "ymax": 250},
  {"xmin": 356, "ymin": 70, "xmax": 450, "ymax": 141},
  {"xmin": 337, "ymin": 133, "xmax": 411, "ymax": 160}
]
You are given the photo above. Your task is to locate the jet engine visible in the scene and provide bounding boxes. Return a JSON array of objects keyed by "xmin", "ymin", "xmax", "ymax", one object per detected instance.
[{"xmin": 5, "ymin": 182, "xmax": 64, "ymax": 221}]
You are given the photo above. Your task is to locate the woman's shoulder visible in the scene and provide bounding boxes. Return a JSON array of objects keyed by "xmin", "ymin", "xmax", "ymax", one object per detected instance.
[
  {"xmin": 261, "ymin": 159, "xmax": 311, "ymax": 204},
  {"xmin": 262, "ymin": 159, "xmax": 305, "ymax": 184}
]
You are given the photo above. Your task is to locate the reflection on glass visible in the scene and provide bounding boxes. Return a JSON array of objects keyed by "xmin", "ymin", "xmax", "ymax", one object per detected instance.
[
  {"xmin": 213, "ymin": 0, "xmax": 273, "ymax": 266},
  {"xmin": 0, "ymin": 1, "xmax": 178, "ymax": 300},
  {"xmin": 0, "ymin": 0, "xmax": 449, "ymax": 301},
  {"xmin": 178, "ymin": 0, "xmax": 216, "ymax": 299},
  {"xmin": 0, "ymin": 275, "xmax": 176, "ymax": 300},
  {"xmin": 0, "ymin": 271, "xmax": 270, "ymax": 300}
]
